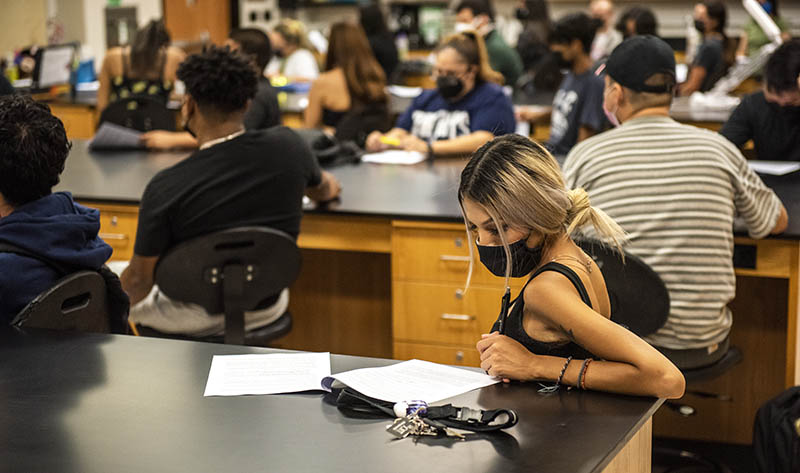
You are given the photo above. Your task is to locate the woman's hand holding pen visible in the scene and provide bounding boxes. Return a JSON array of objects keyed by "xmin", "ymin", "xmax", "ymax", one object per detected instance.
[{"xmin": 477, "ymin": 332, "xmax": 538, "ymax": 383}]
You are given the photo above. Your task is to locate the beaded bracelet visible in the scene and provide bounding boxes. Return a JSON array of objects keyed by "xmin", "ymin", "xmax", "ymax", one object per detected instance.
[
  {"xmin": 539, "ymin": 356, "xmax": 572, "ymax": 393},
  {"xmin": 580, "ymin": 359, "xmax": 593, "ymax": 390}
]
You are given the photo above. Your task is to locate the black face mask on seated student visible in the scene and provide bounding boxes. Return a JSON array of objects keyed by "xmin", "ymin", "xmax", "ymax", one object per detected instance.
[
  {"xmin": 553, "ymin": 51, "xmax": 572, "ymax": 69},
  {"xmin": 515, "ymin": 7, "xmax": 530, "ymax": 20},
  {"xmin": 694, "ymin": 19, "xmax": 706, "ymax": 34},
  {"xmin": 477, "ymin": 236, "xmax": 544, "ymax": 278},
  {"xmin": 436, "ymin": 75, "xmax": 464, "ymax": 100}
]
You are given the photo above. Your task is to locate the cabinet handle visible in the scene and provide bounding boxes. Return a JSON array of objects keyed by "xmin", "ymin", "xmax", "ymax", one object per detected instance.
[
  {"xmin": 455, "ymin": 351, "xmax": 464, "ymax": 361},
  {"xmin": 439, "ymin": 255, "xmax": 470, "ymax": 262},
  {"xmin": 440, "ymin": 313, "xmax": 475, "ymax": 321},
  {"xmin": 99, "ymin": 233, "xmax": 129, "ymax": 241}
]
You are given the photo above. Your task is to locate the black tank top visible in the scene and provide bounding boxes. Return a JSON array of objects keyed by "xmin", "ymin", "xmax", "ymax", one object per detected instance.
[{"xmin": 491, "ymin": 262, "xmax": 596, "ymax": 360}]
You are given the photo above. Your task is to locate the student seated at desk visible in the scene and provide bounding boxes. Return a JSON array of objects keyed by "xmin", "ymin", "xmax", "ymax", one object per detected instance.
[
  {"xmin": 0, "ymin": 95, "xmax": 113, "ymax": 321},
  {"xmin": 735, "ymin": 0, "xmax": 790, "ymax": 62},
  {"xmin": 360, "ymin": 3, "xmax": 399, "ymax": 82},
  {"xmin": 365, "ymin": 32, "xmax": 515, "ymax": 158},
  {"xmin": 97, "ymin": 20, "xmax": 186, "ymax": 114},
  {"xmin": 563, "ymin": 36, "xmax": 788, "ymax": 369},
  {"xmin": 121, "ymin": 47, "xmax": 340, "ymax": 336},
  {"xmin": 304, "ymin": 22, "xmax": 390, "ymax": 144},
  {"xmin": 518, "ymin": 13, "xmax": 608, "ymax": 156},
  {"xmin": 265, "ymin": 19, "xmax": 320, "ymax": 83},
  {"xmin": 461, "ymin": 134, "xmax": 685, "ymax": 398},
  {"xmin": 454, "ymin": 0, "xmax": 524, "ymax": 88},
  {"xmin": 721, "ymin": 40, "xmax": 800, "ymax": 162},
  {"xmin": 142, "ymin": 27, "xmax": 282, "ymax": 150},
  {"xmin": 615, "ymin": 6, "xmax": 657, "ymax": 40},
  {"xmin": 677, "ymin": 1, "xmax": 731, "ymax": 96}
]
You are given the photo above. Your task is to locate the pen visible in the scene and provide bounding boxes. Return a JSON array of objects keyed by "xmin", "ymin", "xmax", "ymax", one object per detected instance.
[{"xmin": 497, "ymin": 287, "xmax": 511, "ymax": 335}]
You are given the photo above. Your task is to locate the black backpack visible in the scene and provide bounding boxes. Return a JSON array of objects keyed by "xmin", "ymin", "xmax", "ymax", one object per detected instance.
[{"xmin": 753, "ymin": 386, "xmax": 800, "ymax": 473}]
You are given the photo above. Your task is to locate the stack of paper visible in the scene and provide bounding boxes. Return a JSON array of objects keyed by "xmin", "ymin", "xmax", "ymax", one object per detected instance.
[
  {"xmin": 89, "ymin": 122, "xmax": 143, "ymax": 150},
  {"xmin": 204, "ymin": 354, "xmax": 498, "ymax": 403},
  {"xmin": 361, "ymin": 150, "xmax": 427, "ymax": 165},
  {"xmin": 748, "ymin": 161, "xmax": 800, "ymax": 176}
]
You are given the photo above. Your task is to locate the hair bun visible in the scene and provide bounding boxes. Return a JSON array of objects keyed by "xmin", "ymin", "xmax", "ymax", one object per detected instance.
[{"xmin": 567, "ymin": 188, "xmax": 591, "ymax": 215}]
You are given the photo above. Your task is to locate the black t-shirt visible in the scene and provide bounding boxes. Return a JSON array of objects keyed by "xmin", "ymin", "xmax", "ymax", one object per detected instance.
[
  {"xmin": 243, "ymin": 78, "xmax": 281, "ymax": 130},
  {"xmin": 694, "ymin": 38, "xmax": 726, "ymax": 92},
  {"xmin": 720, "ymin": 91, "xmax": 800, "ymax": 161},
  {"xmin": 134, "ymin": 127, "xmax": 322, "ymax": 257}
]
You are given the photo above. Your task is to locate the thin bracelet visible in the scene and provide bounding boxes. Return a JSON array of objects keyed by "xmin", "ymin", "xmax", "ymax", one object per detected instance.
[
  {"xmin": 580, "ymin": 359, "xmax": 593, "ymax": 390},
  {"xmin": 538, "ymin": 356, "xmax": 573, "ymax": 393},
  {"xmin": 576, "ymin": 358, "xmax": 590, "ymax": 390}
]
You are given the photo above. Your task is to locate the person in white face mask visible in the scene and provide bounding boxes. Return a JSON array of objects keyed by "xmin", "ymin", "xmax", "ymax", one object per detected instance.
[
  {"xmin": 454, "ymin": 0, "xmax": 523, "ymax": 87},
  {"xmin": 563, "ymin": 35, "xmax": 788, "ymax": 370}
]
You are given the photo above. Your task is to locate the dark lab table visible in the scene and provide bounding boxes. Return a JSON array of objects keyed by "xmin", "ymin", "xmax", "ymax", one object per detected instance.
[{"xmin": 0, "ymin": 329, "xmax": 659, "ymax": 473}]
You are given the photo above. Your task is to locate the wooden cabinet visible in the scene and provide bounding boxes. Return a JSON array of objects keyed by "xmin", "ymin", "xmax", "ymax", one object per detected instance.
[
  {"xmin": 391, "ymin": 221, "xmax": 524, "ymax": 367},
  {"xmin": 49, "ymin": 103, "xmax": 97, "ymax": 139},
  {"xmin": 81, "ymin": 201, "xmax": 139, "ymax": 261}
]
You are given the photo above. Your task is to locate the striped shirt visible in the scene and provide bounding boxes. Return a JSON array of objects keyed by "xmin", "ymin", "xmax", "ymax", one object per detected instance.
[{"xmin": 563, "ymin": 116, "xmax": 782, "ymax": 350}]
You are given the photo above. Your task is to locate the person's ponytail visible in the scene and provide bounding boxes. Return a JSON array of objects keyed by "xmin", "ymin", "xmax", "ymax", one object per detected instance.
[{"xmin": 565, "ymin": 188, "xmax": 626, "ymax": 253}]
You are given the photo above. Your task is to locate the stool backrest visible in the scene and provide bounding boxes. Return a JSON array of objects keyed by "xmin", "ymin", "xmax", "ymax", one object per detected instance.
[
  {"xmin": 576, "ymin": 238, "xmax": 670, "ymax": 337},
  {"xmin": 12, "ymin": 271, "xmax": 111, "ymax": 333},
  {"xmin": 98, "ymin": 96, "xmax": 175, "ymax": 132},
  {"xmin": 154, "ymin": 227, "xmax": 301, "ymax": 315}
]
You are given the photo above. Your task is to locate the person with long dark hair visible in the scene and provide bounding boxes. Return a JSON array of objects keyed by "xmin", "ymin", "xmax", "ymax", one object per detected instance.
[
  {"xmin": 678, "ymin": 0, "xmax": 732, "ymax": 95},
  {"xmin": 97, "ymin": 20, "xmax": 185, "ymax": 113},
  {"xmin": 615, "ymin": 6, "xmax": 658, "ymax": 39},
  {"xmin": 359, "ymin": 3, "xmax": 399, "ymax": 82},
  {"xmin": 304, "ymin": 22, "xmax": 389, "ymax": 142}
]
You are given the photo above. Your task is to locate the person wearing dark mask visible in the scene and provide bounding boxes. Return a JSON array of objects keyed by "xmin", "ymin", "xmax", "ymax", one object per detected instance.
[
  {"xmin": 454, "ymin": 0, "xmax": 524, "ymax": 87},
  {"xmin": 721, "ymin": 40, "xmax": 800, "ymax": 161},
  {"xmin": 120, "ymin": 47, "xmax": 340, "ymax": 336},
  {"xmin": 365, "ymin": 32, "xmax": 515, "ymax": 158},
  {"xmin": 678, "ymin": 0, "xmax": 731, "ymax": 96},
  {"xmin": 514, "ymin": 0, "xmax": 564, "ymax": 100},
  {"xmin": 564, "ymin": 36, "xmax": 787, "ymax": 369},
  {"xmin": 615, "ymin": 6, "xmax": 658, "ymax": 40},
  {"xmin": 459, "ymin": 134, "xmax": 685, "ymax": 398},
  {"xmin": 265, "ymin": 19, "xmax": 319, "ymax": 82},
  {"xmin": 736, "ymin": 0, "xmax": 790, "ymax": 61},
  {"xmin": 518, "ymin": 13, "xmax": 607, "ymax": 156}
]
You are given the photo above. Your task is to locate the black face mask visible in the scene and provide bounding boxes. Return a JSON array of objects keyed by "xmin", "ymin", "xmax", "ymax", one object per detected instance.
[
  {"xmin": 275, "ymin": 49, "xmax": 285, "ymax": 59},
  {"xmin": 694, "ymin": 19, "xmax": 706, "ymax": 34},
  {"xmin": 436, "ymin": 75, "xmax": 464, "ymax": 100},
  {"xmin": 515, "ymin": 7, "xmax": 530, "ymax": 20},
  {"xmin": 477, "ymin": 237, "xmax": 543, "ymax": 277},
  {"xmin": 553, "ymin": 51, "xmax": 572, "ymax": 69}
]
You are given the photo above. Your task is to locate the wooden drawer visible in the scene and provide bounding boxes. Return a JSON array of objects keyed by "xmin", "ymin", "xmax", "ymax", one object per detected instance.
[
  {"xmin": 393, "ymin": 281, "xmax": 506, "ymax": 346},
  {"xmin": 82, "ymin": 202, "xmax": 139, "ymax": 261},
  {"xmin": 48, "ymin": 104, "xmax": 97, "ymax": 140},
  {"xmin": 392, "ymin": 225, "xmax": 526, "ymax": 286},
  {"xmin": 393, "ymin": 341, "xmax": 481, "ymax": 367}
]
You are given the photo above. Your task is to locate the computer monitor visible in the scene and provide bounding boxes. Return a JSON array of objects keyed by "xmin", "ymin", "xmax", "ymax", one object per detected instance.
[{"xmin": 34, "ymin": 43, "xmax": 79, "ymax": 89}]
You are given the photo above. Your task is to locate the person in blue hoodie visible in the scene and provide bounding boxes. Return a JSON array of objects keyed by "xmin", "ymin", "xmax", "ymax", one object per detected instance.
[{"xmin": 0, "ymin": 94, "xmax": 113, "ymax": 323}]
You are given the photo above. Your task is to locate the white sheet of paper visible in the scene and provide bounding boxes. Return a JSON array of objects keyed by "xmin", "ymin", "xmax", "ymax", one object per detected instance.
[
  {"xmin": 387, "ymin": 85, "xmax": 423, "ymax": 98},
  {"xmin": 38, "ymin": 46, "xmax": 74, "ymax": 87},
  {"xmin": 748, "ymin": 161, "xmax": 800, "ymax": 176},
  {"xmin": 204, "ymin": 352, "xmax": 331, "ymax": 397},
  {"xmin": 322, "ymin": 359, "xmax": 499, "ymax": 403},
  {"xmin": 89, "ymin": 122, "xmax": 143, "ymax": 149},
  {"xmin": 362, "ymin": 150, "xmax": 427, "ymax": 165}
]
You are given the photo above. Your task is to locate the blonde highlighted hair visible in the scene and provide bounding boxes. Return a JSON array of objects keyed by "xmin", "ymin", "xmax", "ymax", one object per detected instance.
[
  {"xmin": 458, "ymin": 134, "xmax": 626, "ymax": 289},
  {"xmin": 436, "ymin": 31, "xmax": 504, "ymax": 85},
  {"xmin": 274, "ymin": 19, "xmax": 317, "ymax": 53}
]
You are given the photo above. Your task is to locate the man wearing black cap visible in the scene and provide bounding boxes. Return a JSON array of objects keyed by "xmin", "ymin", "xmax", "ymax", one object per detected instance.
[{"xmin": 563, "ymin": 35, "xmax": 787, "ymax": 369}]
